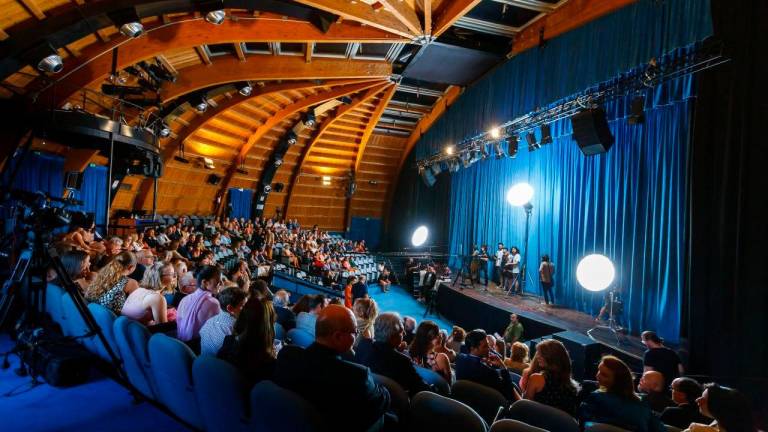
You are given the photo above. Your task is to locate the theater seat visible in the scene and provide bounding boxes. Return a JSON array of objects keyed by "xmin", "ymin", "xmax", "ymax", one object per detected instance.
[
  {"xmin": 489, "ymin": 419, "xmax": 548, "ymax": 432},
  {"xmin": 286, "ymin": 328, "xmax": 314, "ymax": 348},
  {"xmin": 584, "ymin": 422, "xmax": 632, "ymax": 432},
  {"xmin": 87, "ymin": 303, "xmax": 122, "ymax": 363},
  {"xmin": 409, "ymin": 391, "xmax": 487, "ymax": 432},
  {"xmin": 507, "ymin": 399, "xmax": 579, "ymax": 432},
  {"xmin": 372, "ymin": 373, "xmax": 410, "ymax": 418},
  {"xmin": 193, "ymin": 355, "xmax": 249, "ymax": 432},
  {"xmin": 60, "ymin": 293, "xmax": 97, "ymax": 352},
  {"xmin": 45, "ymin": 283, "xmax": 66, "ymax": 326},
  {"xmin": 250, "ymin": 380, "xmax": 325, "ymax": 432},
  {"xmin": 113, "ymin": 317, "xmax": 157, "ymax": 400},
  {"xmin": 274, "ymin": 322, "xmax": 286, "ymax": 341},
  {"xmin": 451, "ymin": 380, "xmax": 508, "ymax": 426},
  {"xmin": 148, "ymin": 333, "xmax": 203, "ymax": 429},
  {"xmin": 415, "ymin": 365, "xmax": 451, "ymax": 395}
]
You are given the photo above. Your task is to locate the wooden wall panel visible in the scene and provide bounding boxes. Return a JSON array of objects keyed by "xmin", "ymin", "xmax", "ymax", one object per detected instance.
[{"xmin": 350, "ymin": 133, "xmax": 406, "ymax": 219}]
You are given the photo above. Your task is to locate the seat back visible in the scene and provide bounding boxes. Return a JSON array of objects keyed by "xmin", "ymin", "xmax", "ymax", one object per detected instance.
[
  {"xmin": 372, "ymin": 373, "xmax": 410, "ymax": 418},
  {"xmin": 490, "ymin": 419, "xmax": 548, "ymax": 432},
  {"xmin": 86, "ymin": 303, "xmax": 121, "ymax": 362},
  {"xmin": 250, "ymin": 380, "xmax": 324, "ymax": 432},
  {"xmin": 193, "ymin": 355, "xmax": 249, "ymax": 432},
  {"xmin": 45, "ymin": 283, "xmax": 66, "ymax": 326},
  {"xmin": 286, "ymin": 328, "xmax": 314, "ymax": 348},
  {"xmin": 508, "ymin": 399, "xmax": 579, "ymax": 432},
  {"xmin": 451, "ymin": 380, "xmax": 508, "ymax": 426},
  {"xmin": 60, "ymin": 294, "xmax": 96, "ymax": 351},
  {"xmin": 113, "ymin": 317, "xmax": 157, "ymax": 399},
  {"xmin": 415, "ymin": 365, "xmax": 450, "ymax": 395},
  {"xmin": 584, "ymin": 422, "xmax": 632, "ymax": 432},
  {"xmin": 409, "ymin": 391, "xmax": 487, "ymax": 432},
  {"xmin": 274, "ymin": 322, "xmax": 286, "ymax": 341},
  {"xmin": 148, "ymin": 333, "xmax": 203, "ymax": 429}
]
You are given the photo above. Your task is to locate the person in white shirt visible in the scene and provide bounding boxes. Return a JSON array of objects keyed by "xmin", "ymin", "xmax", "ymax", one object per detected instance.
[
  {"xmin": 494, "ymin": 243, "xmax": 505, "ymax": 286},
  {"xmin": 509, "ymin": 246, "xmax": 522, "ymax": 295}
]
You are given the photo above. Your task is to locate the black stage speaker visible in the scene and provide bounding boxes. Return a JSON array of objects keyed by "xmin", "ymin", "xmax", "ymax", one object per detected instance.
[
  {"xmin": 552, "ymin": 330, "xmax": 603, "ymax": 381},
  {"xmin": 571, "ymin": 108, "xmax": 614, "ymax": 156},
  {"xmin": 207, "ymin": 174, "xmax": 221, "ymax": 185},
  {"xmin": 273, "ymin": 182, "xmax": 285, "ymax": 193}
]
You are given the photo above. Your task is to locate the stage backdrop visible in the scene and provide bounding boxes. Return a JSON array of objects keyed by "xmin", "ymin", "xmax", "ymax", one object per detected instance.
[{"xmin": 391, "ymin": 0, "xmax": 713, "ymax": 343}]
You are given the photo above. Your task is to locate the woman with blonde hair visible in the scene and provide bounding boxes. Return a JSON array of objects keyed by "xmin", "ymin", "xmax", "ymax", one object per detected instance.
[
  {"xmin": 504, "ymin": 341, "xmax": 531, "ymax": 373},
  {"xmin": 521, "ymin": 339, "xmax": 579, "ymax": 415},
  {"xmin": 352, "ymin": 297, "xmax": 378, "ymax": 347}
]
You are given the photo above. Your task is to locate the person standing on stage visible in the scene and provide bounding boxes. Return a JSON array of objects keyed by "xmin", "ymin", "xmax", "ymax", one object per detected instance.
[
  {"xmin": 476, "ymin": 245, "xmax": 490, "ymax": 288},
  {"xmin": 509, "ymin": 246, "xmax": 522, "ymax": 295},
  {"xmin": 494, "ymin": 243, "xmax": 505, "ymax": 286},
  {"xmin": 539, "ymin": 255, "xmax": 556, "ymax": 305},
  {"xmin": 501, "ymin": 249, "xmax": 513, "ymax": 292}
]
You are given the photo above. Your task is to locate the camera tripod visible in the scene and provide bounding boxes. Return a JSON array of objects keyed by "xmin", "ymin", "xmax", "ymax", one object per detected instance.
[{"xmin": 452, "ymin": 255, "xmax": 475, "ymax": 290}]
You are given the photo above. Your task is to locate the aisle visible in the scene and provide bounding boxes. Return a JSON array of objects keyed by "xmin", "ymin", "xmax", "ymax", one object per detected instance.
[{"xmin": 368, "ymin": 284, "xmax": 454, "ymax": 331}]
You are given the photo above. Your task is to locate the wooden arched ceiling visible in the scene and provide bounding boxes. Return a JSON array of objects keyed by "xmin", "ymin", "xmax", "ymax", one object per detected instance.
[{"xmin": 0, "ymin": 0, "xmax": 635, "ymax": 230}]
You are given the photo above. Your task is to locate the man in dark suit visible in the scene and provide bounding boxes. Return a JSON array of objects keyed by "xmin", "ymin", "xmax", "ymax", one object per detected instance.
[
  {"xmin": 272, "ymin": 289, "xmax": 296, "ymax": 330},
  {"xmin": 637, "ymin": 370, "xmax": 675, "ymax": 414},
  {"xmin": 360, "ymin": 312, "xmax": 431, "ymax": 397},
  {"xmin": 660, "ymin": 377, "xmax": 711, "ymax": 429},
  {"xmin": 274, "ymin": 304, "xmax": 390, "ymax": 432},
  {"xmin": 454, "ymin": 329, "xmax": 516, "ymax": 400}
]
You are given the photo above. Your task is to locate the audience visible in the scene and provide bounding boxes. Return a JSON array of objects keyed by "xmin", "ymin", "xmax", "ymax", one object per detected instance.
[
  {"xmin": 249, "ymin": 279, "xmax": 273, "ymax": 301},
  {"xmin": 661, "ymin": 377, "xmax": 710, "ymax": 430},
  {"xmin": 58, "ymin": 250, "xmax": 94, "ymax": 292},
  {"xmin": 642, "ymin": 330, "xmax": 683, "ymax": 388},
  {"xmin": 455, "ymin": 329, "xmax": 516, "ymax": 400},
  {"xmin": 637, "ymin": 370, "xmax": 675, "ymax": 414},
  {"xmin": 579, "ymin": 355, "xmax": 666, "ymax": 432},
  {"xmin": 504, "ymin": 341, "xmax": 530, "ymax": 373},
  {"xmin": 433, "ymin": 329, "xmax": 457, "ymax": 362},
  {"xmin": 521, "ymin": 339, "xmax": 579, "ymax": 415},
  {"xmin": 295, "ymin": 294, "xmax": 326, "ymax": 338},
  {"xmin": 85, "ymin": 251, "xmax": 138, "ymax": 316},
  {"xmin": 352, "ymin": 297, "xmax": 378, "ymax": 348},
  {"xmin": 176, "ymin": 265, "xmax": 222, "ymax": 342},
  {"xmin": 217, "ymin": 297, "xmax": 278, "ymax": 387},
  {"xmin": 274, "ymin": 305, "xmax": 391, "ymax": 432},
  {"xmin": 378, "ymin": 268, "xmax": 392, "ymax": 293},
  {"xmin": 409, "ymin": 320, "xmax": 453, "ymax": 383},
  {"xmin": 272, "ymin": 289, "xmax": 296, "ymax": 330},
  {"xmin": 402, "ymin": 316, "xmax": 417, "ymax": 345},
  {"xmin": 351, "ymin": 275, "xmax": 369, "ymax": 304},
  {"xmin": 447, "ymin": 325, "xmax": 466, "ymax": 353},
  {"xmin": 344, "ymin": 276, "xmax": 356, "ymax": 308},
  {"xmin": 199, "ymin": 286, "xmax": 247, "ymax": 355},
  {"xmin": 684, "ymin": 383, "xmax": 755, "ymax": 432}
]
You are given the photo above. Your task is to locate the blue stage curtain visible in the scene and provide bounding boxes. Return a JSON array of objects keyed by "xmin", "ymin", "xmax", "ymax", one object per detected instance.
[
  {"xmin": 228, "ymin": 188, "xmax": 253, "ymax": 219},
  {"xmin": 349, "ymin": 217, "xmax": 383, "ymax": 250},
  {"xmin": 70, "ymin": 165, "xmax": 108, "ymax": 235},
  {"xmin": 2, "ymin": 151, "xmax": 64, "ymax": 197}
]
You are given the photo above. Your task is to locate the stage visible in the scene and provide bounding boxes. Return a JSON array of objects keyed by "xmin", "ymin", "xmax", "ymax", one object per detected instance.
[{"xmin": 432, "ymin": 280, "xmax": 650, "ymax": 375}]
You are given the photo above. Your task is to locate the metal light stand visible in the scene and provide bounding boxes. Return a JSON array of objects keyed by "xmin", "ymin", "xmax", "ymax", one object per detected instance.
[{"xmin": 587, "ymin": 290, "xmax": 625, "ymax": 345}]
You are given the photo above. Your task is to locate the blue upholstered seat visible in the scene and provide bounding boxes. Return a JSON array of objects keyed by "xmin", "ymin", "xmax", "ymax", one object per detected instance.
[
  {"xmin": 451, "ymin": 380, "xmax": 509, "ymax": 426},
  {"xmin": 192, "ymin": 355, "xmax": 250, "ymax": 432},
  {"xmin": 584, "ymin": 422, "xmax": 633, "ymax": 432},
  {"xmin": 147, "ymin": 333, "xmax": 203, "ymax": 429},
  {"xmin": 490, "ymin": 419, "xmax": 548, "ymax": 432},
  {"xmin": 409, "ymin": 391, "xmax": 488, "ymax": 432},
  {"xmin": 286, "ymin": 328, "xmax": 314, "ymax": 348},
  {"xmin": 45, "ymin": 283, "xmax": 66, "ymax": 326},
  {"xmin": 87, "ymin": 303, "xmax": 121, "ymax": 362},
  {"xmin": 372, "ymin": 373, "xmax": 410, "ymax": 418},
  {"xmin": 60, "ymin": 293, "xmax": 97, "ymax": 353},
  {"xmin": 415, "ymin": 365, "xmax": 451, "ymax": 395},
  {"xmin": 250, "ymin": 380, "xmax": 324, "ymax": 432},
  {"xmin": 274, "ymin": 322, "xmax": 286, "ymax": 341},
  {"xmin": 113, "ymin": 316, "xmax": 157, "ymax": 399},
  {"xmin": 507, "ymin": 399, "xmax": 579, "ymax": 432}
]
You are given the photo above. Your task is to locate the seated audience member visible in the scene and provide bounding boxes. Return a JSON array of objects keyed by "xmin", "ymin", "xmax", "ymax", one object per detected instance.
[
  {"xmin": 455, "ymin": 329, "xmax": 516, "ymax": 400},
  {"xmin": 351, "ymin": 275, "xmax": 369, "ymax": 304},
  {"xmin": 447, "ymin": 325, "xmax": 467, "ymax": 354},
  {"xmin": 176, "ymin": 265, "xmax": 222, "ymax": 342},
  {"xmin": 58, "ymin": 250, "xmax": 94, "ymax": 292},
  {"xmin": 141, "ymin": 262, "xmax": 177, "ymax": 305},
  {"xmin": 95, "ymin": 236, "xmax": 124, "ymax": 268},
  {"xmin": 504, "ymin": 341, "xmax": 531, "ymax": 374},
  {"xmin": 642, "ymin": 330, "xmax": 683, "ymax": 388},
  {"xmin": 249, "ymin": 279, "xmax": 273, "ymax": 301},
  {"xmin": 344, "ymin": 276, "xmax": 357, "ymax": 308},
  {"xmin": 217, "ymin": 297, "xmax": 278, "ymax": 387},
  {"xmin": 638, "ymin": 370, "xmax": 675, "ymax": 414},
  {"xmin": 230, "ymin": 259, "xmax": 251, "ymax": 290},
  {"xmin": 129, "ymin": 249, "xmax": 154, "ymax": 282},
  {"xmin": 661, "ymin": 378, "xmax": 710, "ymax": 430},
  {"xmin": 274, "ymin": 305, "xmax": 391, "ymax": 432},
  {"xmin": 684, "ymin": 383, "xmax": 755, "ymax": 432},
  {"xmin": 433, "ymin": 329, "xmax": 457, "ymax": 362},
  {"xmin": 402, "ymin": 316, "xmax": 417, "ymax": 345},
  {"xmin": 579, "ymin": 355, "xmax": 666, "ymax": 432},
  {"xmin": 171, "ymin": 258, "xmax": 192, "ymax": 293},
  {"xmin": 199, "ymin": 286, "xmax": 247, "ymax": 355},
  {"xmin": 521, "ymin": 339, "xmax": 579, "ymax": 416},
  {"xmin": 378, "ymin": 268, "xmax": 392, "ymax": 293},
  {"xmin": 86, "ymin": 251, "xmax": 161, "ymax": 322},
  {"xmin": 273, "ymin": 289, "xmax": 296, "ymax": 330},
  {"xmin": 291, "ymin": 294, "xmax": 312, "ymax": 315},
  {"xmin": 409, "ymin": 320, "xmax": 453, "ymax": 383},
  {"xmin": 353, "ymin": 297, "xmax": 378, "ymax": 348},
  {"xmin": 364, "ymin": 312, "xmax": 431, "ymax": 397},
  {"xmin": 174, "ymin": 272, "xmax": 197, "ymax": 307},
  {"xmin": 295, "ymin": 294, "xmax": 326, "ymax": 338},
  {"xmin": 503, "ymin": 313, "xmax": 524, "ymax": 345}
]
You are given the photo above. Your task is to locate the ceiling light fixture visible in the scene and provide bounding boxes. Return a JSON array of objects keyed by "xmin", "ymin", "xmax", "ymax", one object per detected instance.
[
  {"xmin": 205, "ymin": 10, "xmax": 226, "ymax": 25},
  {"xmin": 119, "ymin": 22, "xmax": 144, "ymax": 38}
]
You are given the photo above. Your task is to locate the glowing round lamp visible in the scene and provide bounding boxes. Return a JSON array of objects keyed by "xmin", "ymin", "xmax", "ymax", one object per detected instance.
[
  {"xmin": 576, "ymin": 254, "xmax": 615, "ymax": 292},
  {"xmin": 411, "ymin": 226, "xmax": 429, "ymax": 247},
  {"xmin": 506, "ymin": 182, "xmax": 534, "ymax": 206}
]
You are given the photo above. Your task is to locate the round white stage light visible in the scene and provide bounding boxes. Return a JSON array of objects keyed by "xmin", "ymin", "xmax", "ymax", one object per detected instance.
[
  {"xmin": 506, "ymin": 182, "xmax": 534, "ymax": 206},
  {"xmin": 411, "ymin": 226, "xmax": 429, "ymax": 247},
  {"xmin": 576, "ymin": 254, "xmax": 615, "ymax": 292}
]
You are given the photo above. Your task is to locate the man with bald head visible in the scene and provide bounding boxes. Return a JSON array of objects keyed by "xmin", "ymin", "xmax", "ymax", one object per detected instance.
[
  {"xmin": 637, "ymin": 370, "xmax": 674, "ymax": 414},
  {"xmin": 275, "ymin": 304, "xmax": 391, "ymax": 431}
]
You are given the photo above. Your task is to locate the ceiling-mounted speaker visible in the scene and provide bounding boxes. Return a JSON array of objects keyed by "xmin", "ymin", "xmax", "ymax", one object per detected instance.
[
  {"xmin": 273, "ymin": 183, "xmax": 285, "ymax": 193},
  {"xmin": 207, "ymin": 174, "xmax": 221, "ymax": 185},
  {"xmin": 571, "ymin": 108, "xmax": 614, "ymax": 156}
]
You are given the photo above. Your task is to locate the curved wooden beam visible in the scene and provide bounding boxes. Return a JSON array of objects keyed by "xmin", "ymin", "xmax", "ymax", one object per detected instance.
[
  {"xmin": 284, "ymin": 82, "xmax": 390, "ymax": 218},
  {"xmin": 294, "ymin": 0, "xmax": 418, "ymax": 38},
  {"xmin": 35, "ymin": 16, "xmax": 406, "ymax": 108},
  {"xmin": 160, "ymin": 56, "xmax": 392, "ymax": 103},
  {"xmin": 432, "ymin": 0, "xmax": 482, "ymax": 37},
  {"xmin": 213, "ymin": 80, "xmax": 389, "ymax": 215}
]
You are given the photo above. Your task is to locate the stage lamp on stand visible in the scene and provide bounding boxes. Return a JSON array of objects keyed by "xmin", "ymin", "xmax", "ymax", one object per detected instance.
[
  {"xmin": 578, "ymin": 254, "xmax": 624, "ymax": 344},
  {"xmin": 411, "ymin": 226, "xmax": 429, "ymax": 247},
  {"xmin": 506, "ymin": 182, "xmax": 535, "ymax": 297}
]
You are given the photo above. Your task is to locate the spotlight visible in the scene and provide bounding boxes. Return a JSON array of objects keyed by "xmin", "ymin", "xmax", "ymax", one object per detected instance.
[
  {"xmin": 274, "ymin": 158, "xmax": 283, "ymax": 167},
  {"xmin": 159, "ymin": 123, "xmax": 171, "ymax": 138},
  {"xmin": 411, "ymin": 226, "xmax": 429, "ymax": 247},
  {"xmin": 119, "ymin": 22, "xmax": 144, "ymax": 38},
  {"xmin": 322, "ymin": 175, "xmax": 331, "ymax": 186},
  {"xmin": 303, "ymin": 111, "xmax": 316, "ymax": 128},
  {"xmin": 480, "ymin": 144, "xmax": 489, "ymax": 160},
  {"xmin": 506, "ymin": 182, "xmax": 533, "ymax": 206},
  {"xmin": 445, "ymin": 145, "xmax": 454, "ymax": 155},
  {"xmin": 540, "ymin": 124, "xmax": 553, "ymax": 145},
  {"xmin": 202, "ymin": 157, "xmax": 215, "ymax": 169},
  {"xmin": 430, "ymin": 162, "xmax": 442, "ymax": 176},
  {"xmin": 237, "ymin": 82, "xmax": 253, "ymax": 97},
  {"xmin": 576, "ymin": 254, "xmax": 615, "ymax": 292},
  {"xmin": 526, "ymin": 132, "xmax": 538, "ymax": 151},
  {"xmin": 448, "ymin": 159, "xmax": 460, "ymax": 173},
  {"xmin": 38, "ymin": 53, "xmax": 63, "ymax": 73},
  {"xmin": 205, "ymin": 10, "xmax": 226, "ymax": 25},
  {"xmin": 194, "ymin": 95, "xmax": 209, "ymax": 113},
  {"xmin": 286, "ymin": 131, "xmax": 297, "ymax": 145},
  {"xmin": 420, "ymin": 166, "xmax": 436, "ymax": 187},
  {"xmin": 507, "ymin": 135, "xmax": 519, "ymax": 158},
  {"xmin": 263, "ymin": 184, "xmax": 272, "ymax": 193},
  {"xmin": 493, "ymin": 142, "xmax": 505, "ymax": 159},
  {"xmin": 490, "ymin": 127, "xmax": 501, "ymax": 139},
  {"xmin": 460, "ymin": 152, "xmax": 472, "ymax": 168}
]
